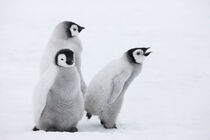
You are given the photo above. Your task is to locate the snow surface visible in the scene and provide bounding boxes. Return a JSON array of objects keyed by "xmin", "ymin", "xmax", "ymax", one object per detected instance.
[{"xmin": 0, "ymin": 0, "xmax": 210, "ymax": 139}]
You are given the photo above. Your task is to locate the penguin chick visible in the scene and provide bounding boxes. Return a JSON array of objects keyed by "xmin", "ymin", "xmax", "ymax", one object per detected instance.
[
  {"xmin": 40, "ymin": 21, "xmax": 87, "ymax": 95},
  {"xmin": 85, "ymin": 48, "xmax": 151, "ymax": 129},
  {"xmin": 33, "ymin": 49, "xmax": 84, "ymax": 132}
]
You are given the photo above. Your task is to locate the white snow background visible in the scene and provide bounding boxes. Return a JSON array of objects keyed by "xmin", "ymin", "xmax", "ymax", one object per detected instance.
[{"xmin": 0, "ymin": 0, "xmax": 210, "ymax": 139}]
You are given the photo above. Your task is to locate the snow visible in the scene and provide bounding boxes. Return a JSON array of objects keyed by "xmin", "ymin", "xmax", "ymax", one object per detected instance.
[{"xmin": 0, "ymin": 0, "xmax": 210, "ymax": 139}]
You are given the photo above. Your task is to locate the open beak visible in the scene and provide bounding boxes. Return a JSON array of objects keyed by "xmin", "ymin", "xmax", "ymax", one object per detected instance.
[{"xmin": 143, "ymin": 47, "xmax": 152, "ymax": 56}]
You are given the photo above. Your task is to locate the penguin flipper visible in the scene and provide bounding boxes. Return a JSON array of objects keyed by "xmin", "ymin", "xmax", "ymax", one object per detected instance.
[
  {"xmin": 108, "ymin": 70, "xmax": 130, "ymax": 104},
  {"xmin": 74, "ymin": 53, "xmax": 87, "ymax": 96}
]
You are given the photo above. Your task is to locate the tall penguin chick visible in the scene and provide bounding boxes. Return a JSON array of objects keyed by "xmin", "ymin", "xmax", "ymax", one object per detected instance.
[
  {"xmin": 33, "ymin": 49, "xmax": 84, "ymax": 132},
  {"xmin": 40, "ymin": 21, "xmax": 87, "ymax": 95},
  {"xmin": 85, "ymin": 48, "xmax": 151, "ymax": 129}
]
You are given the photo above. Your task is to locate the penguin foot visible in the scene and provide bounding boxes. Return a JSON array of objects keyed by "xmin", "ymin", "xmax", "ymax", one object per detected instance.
[
  {"xmin": 32, "ymin": 126, "xmax": 39, "ymax": 131},
  {"xmin": 86, "ymin": 112, "xmax": 92, "ymax": 119},
  {"xmin": 67, "ymin": 127, "xmax": 78, "ymax": 133},
  {"xmin": 103, "ymin": 124, "xmax": 117, "ymax": 129},
  {"xmin": 101, "ymin": 122, "xmax": 117, "ymax": 129},
  {"xmin": 100, "ymin": 120, "xmax": 105, "ymax": 125},
  {"xmin": 45, "ymin": 127, "xmax": 58, "ymax": 132}
]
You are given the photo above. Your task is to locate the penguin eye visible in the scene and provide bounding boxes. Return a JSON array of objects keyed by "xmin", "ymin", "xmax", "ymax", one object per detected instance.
[
  {"xmin": 73, "ymin": 27, "xmax": 77, "ymax": 31},
  {"xmin": 61, "ymin": 58, "xmax": 64, "ymax": 61},
  {"xmin": 136, "ymin": 52, "xmax": 141, "ymax": 55}
]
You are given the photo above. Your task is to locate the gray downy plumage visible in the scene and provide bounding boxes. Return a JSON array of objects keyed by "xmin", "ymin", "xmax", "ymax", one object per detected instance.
[
  {"xmin": 85, "ymin": 48, "xmax": 151, "ymax": 129},
  {"xmin": 40, "ymin": 21, "xmax": 87, "ymax": 96},
  {"xmin": 98, "ymin": 63, "xmax": 142, "ymax": 128},
  {"xmin": 38, "ymin": 67, "xmax": 84, "ymax": 132}
]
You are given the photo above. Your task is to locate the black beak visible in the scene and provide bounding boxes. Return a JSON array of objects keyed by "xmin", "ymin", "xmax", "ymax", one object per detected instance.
[
  {"xmin": 78, "ymin": 26, "xmax": 85, "ymax": 32},
  {"xmin": 142, "ymin": 47, "xmax": 152, "ymax": 56},
  {"xmin": 140, "ymin": 47, "xmax": 150, "ymax": 53},
  {"xmin": 144, "ymin": 51, "xmax": 152, "ymax": 56}
]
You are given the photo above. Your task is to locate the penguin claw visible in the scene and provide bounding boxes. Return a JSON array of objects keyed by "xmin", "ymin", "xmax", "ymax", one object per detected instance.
[
  {"xmin": 113, "ymin": 124, "xmax": 117, "ymax": 129},
  {"xmin": 86, "ymin": 113, "xmax": 92, "ymax": 119},
  {"xmin": 32, "ymin": 126, "xmax": 39, "ymax": 131},
  {"xmin": 100, "ymin": 120, "xmax": 104, "ymax": 125},
  {"xmin": 100, "ymin": 120, "xmax": 117, "ymax": 129},
  {"xmin": 102, "ymin": 122, "xmax": 117, "ymax": 129}
]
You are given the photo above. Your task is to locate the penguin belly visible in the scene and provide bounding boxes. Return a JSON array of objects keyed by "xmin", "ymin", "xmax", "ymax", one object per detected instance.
[{"xmin": 38, "ymin": 69, "xmax": 84, "ymax": 131}]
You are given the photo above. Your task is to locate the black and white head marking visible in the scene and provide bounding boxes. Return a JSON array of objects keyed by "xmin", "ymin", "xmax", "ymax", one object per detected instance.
[
  {"xmin": 127, "ymin": 47, "xmax": 151, "ymax": 64},
  {"xmin": 55, "ymin": 49, "xmax": 75, "ymax": 68},
  {"xmin": 62, "ymin": 21, "xmax": 85, "ymax": 38}
]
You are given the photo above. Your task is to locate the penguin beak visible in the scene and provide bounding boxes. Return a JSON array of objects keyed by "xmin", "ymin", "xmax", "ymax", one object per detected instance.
[
  {"xmin": 143, "ymin": 47, "xmax": 152, "ymax": 56},
  {"xmin": 144, "ymin": 52, "xmax": 152, "ymax": 56},
  {"xmin": 145, "ymin": 47, "xmax": 150, "ymax": 51},
  {"xmin": 139, "ymin": 47, "xmax": 150, "ymax": 53},
  {"xmin": 78, "ymin": 26, "xmax": 85, "ymax": 32}
]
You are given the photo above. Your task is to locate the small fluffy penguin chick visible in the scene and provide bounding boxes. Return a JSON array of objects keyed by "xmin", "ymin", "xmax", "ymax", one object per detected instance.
[
  {"xmin": 40, "ymin": 21, "xmax": 87, "ymax": 95},
  {"xmin": 33, "ymin": 49, "xmax": 84, "ymax": 132},
  {"xmin": 85, "ymin": 48, "xmax": 151, "ymax": 129}
]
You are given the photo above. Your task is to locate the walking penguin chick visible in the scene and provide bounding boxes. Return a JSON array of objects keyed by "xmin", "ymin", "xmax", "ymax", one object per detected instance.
[
  {"xmin": 33, "ymin": 49, "xmax": 84, "ymax": 132},
  {"xmin": 40, "ymin": 21, "xmax": 87, "ymax": 95},
  {"xmin": 85, "ymin": 48, "xmax": 151, "ymax": 129}
]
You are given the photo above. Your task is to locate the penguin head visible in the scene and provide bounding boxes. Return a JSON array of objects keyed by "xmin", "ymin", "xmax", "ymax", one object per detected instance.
[
  {"xmin": 64, "ymin": 21, "xmax": 84, "ymax": 37},
  {"xmin": 55, "ymin": 49, "xmax": 75, "ymax": 68},
  {"xmin": 69, "ymin": 22, "xmax": 85, "ymax": 37},
  {"xmin": 127, "ymin": 47, "xmax": 151, "ymax": 64},
  {"xmin": 56, "ymin": 21, "xmax": 85, "ymax": 39}
]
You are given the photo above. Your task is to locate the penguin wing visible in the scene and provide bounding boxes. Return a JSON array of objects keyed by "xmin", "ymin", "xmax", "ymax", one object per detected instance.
[
  {"xmin": 108, "ymin": 70, "xmax": 130, "ymax": 104},
  {"xmin": 33, "ymin": 66, "xmax": 57, "ymax": 125},
  {"xmin": 74, "ymin": 52, "xmax": 87, "ymax": 95}
]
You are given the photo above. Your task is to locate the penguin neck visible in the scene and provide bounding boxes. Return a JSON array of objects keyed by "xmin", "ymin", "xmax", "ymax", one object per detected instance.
[
  {"xmin": 53, "ymin": 66, "xmax": 80, "ymax": 99},
  {"xmin": 56, "ymin": 66, "xmax": 79, "ymax": 88},
  {"xmin": 121, "ymin": 53, "xmax": 143, "ymax": 77},
  {"xmin": 56, "ymin": 66, "xmax": 76, "ymax": 74},
  {"xmin": 122, "ymin": 53, "xmax": 143, "ymax": 68}
]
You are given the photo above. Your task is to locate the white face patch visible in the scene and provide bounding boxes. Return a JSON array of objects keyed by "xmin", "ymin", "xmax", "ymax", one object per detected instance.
[
  {"xmin": 133, "ymin": 49, "xmax": 145, "ymax": 64},
  {"xmin": 57, "ymin": 54, "xmax": 74, "ymax": 68},
  {"xmin": 70, "ymin": 24, "xmax": 79, "ymax": 37}
]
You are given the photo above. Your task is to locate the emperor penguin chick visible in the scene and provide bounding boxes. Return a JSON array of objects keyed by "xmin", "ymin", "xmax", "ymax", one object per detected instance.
[
  {"xmin": 33, "ymin": 49, "xmax": 84, "ymax": 132},
  {"xmin": 85, "ymin": 48, "xmax": 151, "ymax": 129},
  {"xmin": 40, "ymin": 21, "xmax": 87, "ymax": 95}
]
